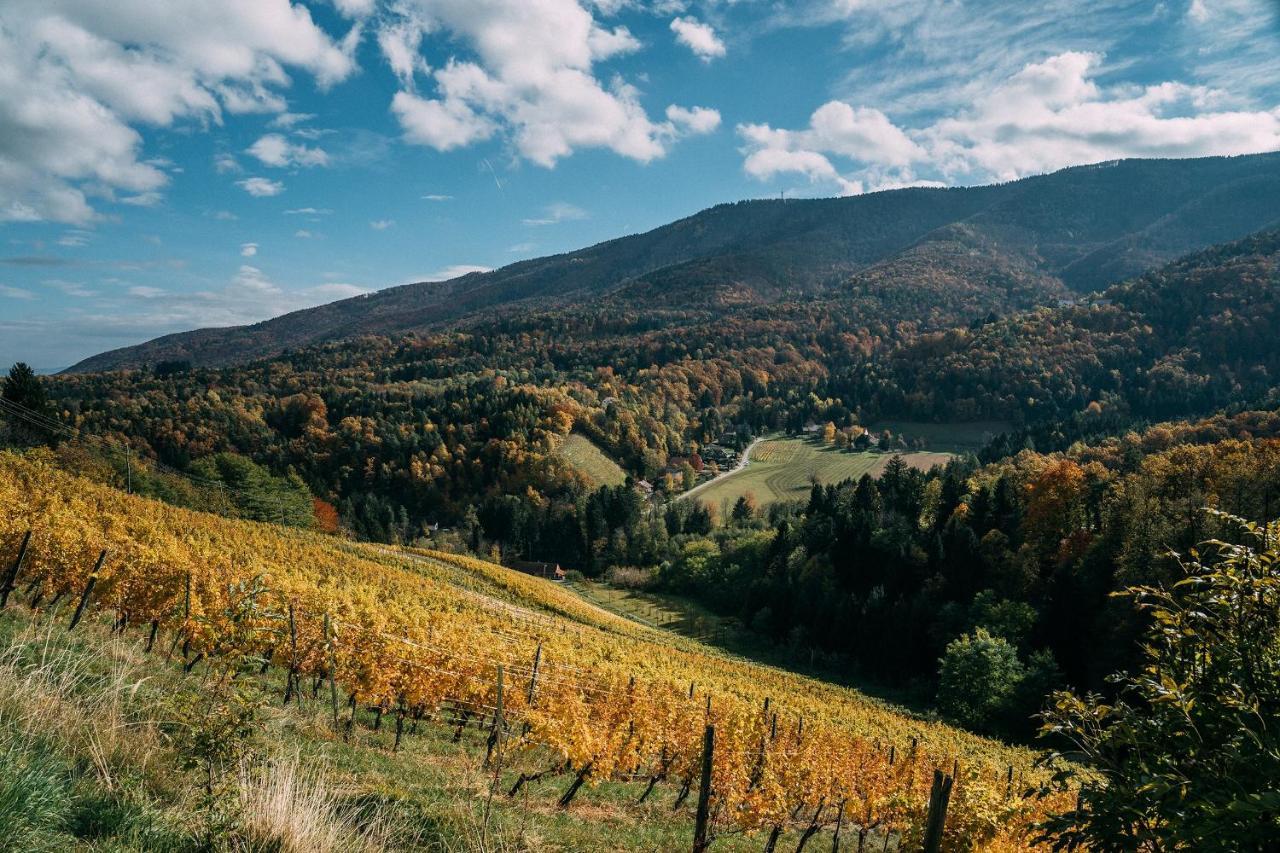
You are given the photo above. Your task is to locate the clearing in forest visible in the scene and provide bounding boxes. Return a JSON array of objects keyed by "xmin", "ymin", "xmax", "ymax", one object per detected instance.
[
  {"xmin": 694, "ymin": 436, "xmax": 952, "ymax": 512},
  {"xmin": 552, "ymin": 432, "xmax": 628, "ymax": 487}
]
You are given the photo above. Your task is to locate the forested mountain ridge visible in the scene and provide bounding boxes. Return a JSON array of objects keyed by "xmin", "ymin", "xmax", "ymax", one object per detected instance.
[
  {"xmin": 40, "ymin": 220, "xmax": 1280, "ymax": 555},
  {"xmin": 68, "ymin": 152, "xmax": 1280, "ymax": 372},
  {"xmin": 843, "ymin": 225, "xmax": 1280, "ymax": 427}
]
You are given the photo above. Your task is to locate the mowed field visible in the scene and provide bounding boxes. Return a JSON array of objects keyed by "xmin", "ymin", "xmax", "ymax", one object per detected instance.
[
  {"xmin": 552, "ymin": 432, "xmax": 628, "ymax": 486},
  {"xmin": 694, "ymin": 436, "xmax": 952, "ymax": 512}
]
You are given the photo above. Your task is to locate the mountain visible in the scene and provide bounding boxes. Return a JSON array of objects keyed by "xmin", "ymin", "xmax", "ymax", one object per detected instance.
[
  {"xmin": 841, "ymin": 225, "xmax": 1280, "ymax": 428},
  {"xmin": 67, "ymin": 152, "xmax": 1280, "ymax": 374}
]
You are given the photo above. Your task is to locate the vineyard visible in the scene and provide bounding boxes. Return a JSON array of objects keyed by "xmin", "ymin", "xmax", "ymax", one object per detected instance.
[{"xmin": 0, "ymin": 450, "xmax": 1072, "ymax": 850}]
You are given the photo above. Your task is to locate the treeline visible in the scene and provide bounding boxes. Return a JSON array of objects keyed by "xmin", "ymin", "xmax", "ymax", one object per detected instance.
[{"xmin": 643, "ymin": 411, "xmax": 1280, "ymax": 736}]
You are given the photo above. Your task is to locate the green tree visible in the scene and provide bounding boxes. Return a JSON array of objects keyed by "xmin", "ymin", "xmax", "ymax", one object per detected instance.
[
  {"xmin": 1036, "ymin": 513, "xmax": 1280, "ymax": 849},
  {"xmin": 937, "ymin": 628, "xmax": 1024, "ymax": 731},
  {"xmin": 1, "ymin": 362, "xmax": 54, "ymax": 445}
]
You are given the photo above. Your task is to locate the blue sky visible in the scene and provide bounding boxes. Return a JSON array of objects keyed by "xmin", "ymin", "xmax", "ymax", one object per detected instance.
[{"xmin": 1, "ymin": 0, "xmax": 1279, "ymax": 370}]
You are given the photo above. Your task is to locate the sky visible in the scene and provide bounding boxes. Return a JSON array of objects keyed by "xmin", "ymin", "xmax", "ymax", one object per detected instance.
[{"xmin": 1, "ymin": 0, "xmax": 1279, "ymax": 370}]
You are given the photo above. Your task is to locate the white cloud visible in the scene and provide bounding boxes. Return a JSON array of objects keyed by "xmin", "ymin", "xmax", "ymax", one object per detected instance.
[
  {"xmin": 670, "ymin": 17, "xmax": 726, "ymax": 62},
  {"xmin": 369, "ymin": 219, "xmax": 395, "ymax": 230},
  {"xmin": 422, "ymin": 194, "xmax": 453, "ymax": 201},
  {"xmin": 423, "ymin": 264, "xmax": 492, "ymax": 280},
  {"xmin": 378, "ymin": 19, "xmax": 430, "ymax": 86},
  {"xmin": 128, "ymin": 285, "xmax": 165, "ymax": 298},
  {"xmin": 237, "ymin": 177, "xmax": 285, "ymax": 197},
  {"xmin": 0, "ymin": 285, "xmax": 35, "ymax": 300},
  {"xmin": 240, "ymin": 242, "xmax": 259, "ymax": 257},
  {"xmin": 269, "ymin": 111, "xmax": 316, "ymax": 128},
  {"xmin": 247, "ymin": 133, "xmax": 330, "ymax": 168},
  {"xmin": 120, "ymin": 191, "xmax": 164, "ymax": 207},
  {"xmin": 214, "ymin": 153, "xmax": 242, "ymax": 174},
  {"xmin": 0, "ymin": 0, "xmax": 357, "ymax": 223},
  {"xmin": 379, "ymin": 1, "xmax": 715, "ymax": 166},
  {"xmin": 392, "ymin": 90, "xmax": 497, "ymax": 151},
  {"xmin": 739, "ymin": 51, "xmax": 1280, "ymax": 193},
  {"xmin": 294, "ymin": 229, "xmax": 314, "ymax": 238},
  {"xmin": 666, "ymin": 105, "xmax": 721, "ymax": 135},
  {"xmin": 284, "ymin": 207, "xmax": 333, "ymax": 215},
  {"xmin": 331, "ymin": 0, "xmax": 377, "ymax": 18},
  {"xmin": 522, "ymin": 202, "xmax": 589, "ymax": 226},
  {"xmin": 213, "ymin": 210, "xmax": 238, "ymax": 221}
]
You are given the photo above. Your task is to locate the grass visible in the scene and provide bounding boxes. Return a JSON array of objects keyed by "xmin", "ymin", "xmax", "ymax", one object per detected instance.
[
  {"xmin": 569, "ymin": 579, "xmax": 730, "ymax": 642},
  {"xmin": 551, "ymin": 434, "xmax": 627, "ymax": 488},
  {"xmin": 693, "ymin": 436, "xmax": 952, "ymax": 512},
  {"xmin": 869, "ymin": 420, "xmax": 1013, "ymax": 453}
]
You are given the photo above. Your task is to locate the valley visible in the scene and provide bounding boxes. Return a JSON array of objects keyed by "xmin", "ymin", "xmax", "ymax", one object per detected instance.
[{"xmin": 688, "ymin": 435, "xmax": 952, "ymax": 513}]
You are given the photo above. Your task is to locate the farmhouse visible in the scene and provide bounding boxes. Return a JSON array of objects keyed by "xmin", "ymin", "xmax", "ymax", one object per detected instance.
[{"xmin": 506, "ymin": 559, "xmax": 566, "ymax": 581}]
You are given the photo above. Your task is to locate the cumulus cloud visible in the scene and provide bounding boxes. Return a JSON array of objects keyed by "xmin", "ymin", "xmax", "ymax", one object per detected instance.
[
  {"xmin": 237, "ymin": 177, "xmax": 285, "ymax": 197},
  {"xmin": 379, "ymin": 0, "xmax": 715, "ymax": 166},
  {"xmin": 369, "ymin": 219, "xmax": 395, "ymax": 230},
  {"xmin": 240, "ymin": 242, "xmax": 258, "ymax": 257},
  {"xmin": 247, "ymin": 134, "xmax": 330, "ymax": 168},
  {"xmin": 666, "ymin": 105, "xmax": 721, "ymax": 135},
  {"xmin": 670, "ymin": 17, "xmax": 726, "ymax": 62},
  {"xmin": 739, "ymin": 51, "xmax": 1280, "ymax": 194},
  {"xmin": 0, "ymin": 0, "xmax": 357, "ymax": 224}
]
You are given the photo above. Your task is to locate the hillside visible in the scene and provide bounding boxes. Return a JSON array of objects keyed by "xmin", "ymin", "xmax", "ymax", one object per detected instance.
[
  {"xmin": 0, "ymin": 451, "xmax": 1065, "ymax": 849},
  {"xmin": 67, "ymin": 153, "xmax": 1280, "ymax": 373},
  {"xmin": 846, "ymin": 225, "xmax": 1280, "ymax": 425}
]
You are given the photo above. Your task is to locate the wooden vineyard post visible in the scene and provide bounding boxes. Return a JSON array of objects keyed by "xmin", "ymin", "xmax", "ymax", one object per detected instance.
[
  {"xmin": 487, "ymin": 664, "xmax": 505, "ymax": 767},
  {"xmin": 67, "ymin": 550, "xmax": 106, "ymax": 631},
  {"xmin": 527, "ymin": 642, "xmax": 541, "ymax": 704},
  {"xmin": 921, "ymin": 769, "xmax": 953, "ymax": 853},
  {"xmin": 284, "ymin": 603, "xmax": 299, "ymax": 704},
  {"xmin": 324, "ymin": 613, "xmax": 339, "ymax": 729},
  {"xmin": 0, "ymin": 529, "xmax": 31, "ymax": 608},
  {"xmin": 692, "ymin": 724, "xmax": 715, "ymax": 853}
]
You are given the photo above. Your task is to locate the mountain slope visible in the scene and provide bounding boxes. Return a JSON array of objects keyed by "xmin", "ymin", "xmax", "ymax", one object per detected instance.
[{"xmin": 68, "ymin": 152, "xmax": 1280, "ymax": 373}]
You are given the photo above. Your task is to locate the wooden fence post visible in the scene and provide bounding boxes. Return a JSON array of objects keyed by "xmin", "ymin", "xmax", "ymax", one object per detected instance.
[
  {"xmin": 67, "ymin": 550, "xmax": 105, "ymax": 631},
  {"xmin": 692, "ymin": 723, "xmax": 715, "ymax": 852},
  {"xmin": 0, "ymin": 529, "xmax": 31, "ymax": 608},
  {"xmin": 921, "ymin": 769, "xmax": 953, "ymax": 853}
]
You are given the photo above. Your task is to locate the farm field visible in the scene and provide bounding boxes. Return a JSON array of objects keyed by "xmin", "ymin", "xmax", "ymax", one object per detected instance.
[
  {"xmin": 693, "ymin": 436, "xmax": 952, "ymax": 512},
  {"xmin": 552, "ymin": 432, "xmax": 628, "ymax": 487},
  {"xmin": 870, "ymin": 420, "xmax": 1013, "ymax": 453}
]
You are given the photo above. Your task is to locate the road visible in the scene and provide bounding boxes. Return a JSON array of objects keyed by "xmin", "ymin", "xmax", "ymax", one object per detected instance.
[{"xmin": 677, "ymin": 436, "xmax": 762, "ymax": 503}]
